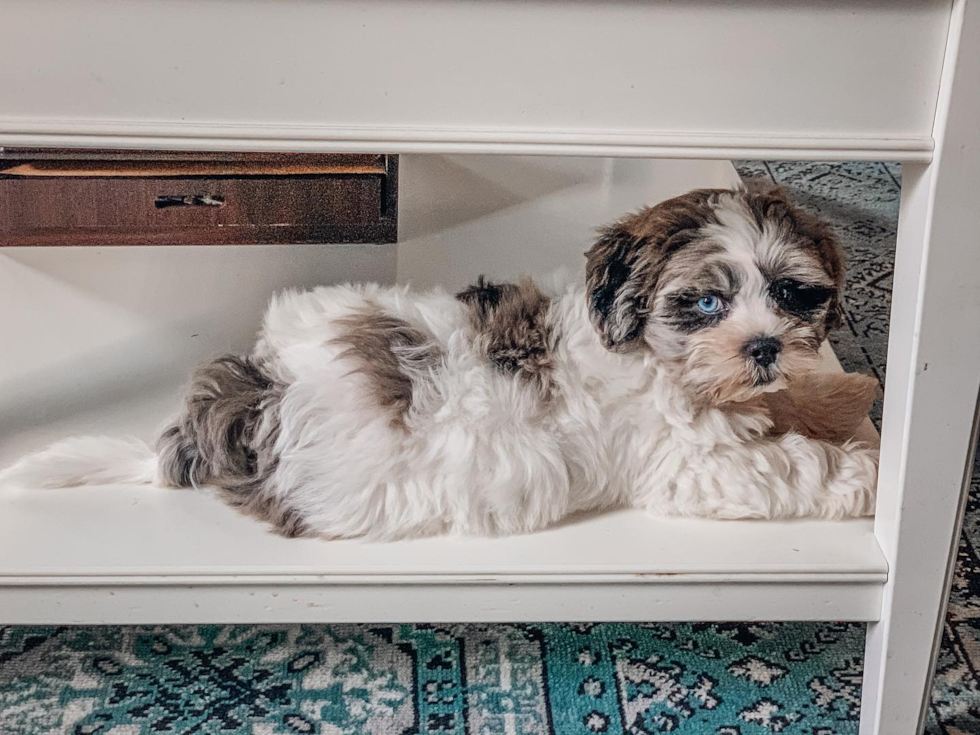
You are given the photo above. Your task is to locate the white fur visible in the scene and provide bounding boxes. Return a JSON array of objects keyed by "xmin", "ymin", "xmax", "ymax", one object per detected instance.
[{"xmin": 1, "ymin": 437, "xmax": 157, "ymax": 488}]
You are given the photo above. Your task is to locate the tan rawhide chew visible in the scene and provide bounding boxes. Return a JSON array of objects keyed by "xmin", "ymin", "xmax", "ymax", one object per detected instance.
[{"xmin": 759, "ymin": 371, "xmax": 879, "ymax": 444}]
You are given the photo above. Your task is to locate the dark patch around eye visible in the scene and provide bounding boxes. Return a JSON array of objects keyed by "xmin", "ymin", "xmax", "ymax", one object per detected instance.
[
  {"xmin": 769, "ymin": 278, "xmax": 833, "ymax": 319},
  {"xmin": 662, "ymin": 291, "xmax": 729, "ymax": 334}
]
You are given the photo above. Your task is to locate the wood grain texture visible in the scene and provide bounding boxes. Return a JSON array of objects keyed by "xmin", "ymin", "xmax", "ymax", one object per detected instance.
[{"xmin": 0, "ymin": 153, "xmax": 398, "ymax": 245}]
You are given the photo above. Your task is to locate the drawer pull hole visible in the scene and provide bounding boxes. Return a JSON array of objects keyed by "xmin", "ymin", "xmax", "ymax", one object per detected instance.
[{"xmin": 155, "ymin": 194, "xmax": 225, "ymax": 209}]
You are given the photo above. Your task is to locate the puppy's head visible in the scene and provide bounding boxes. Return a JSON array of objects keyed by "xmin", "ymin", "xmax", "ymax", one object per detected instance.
[{"xmin": 586, "ymin": 186, "xmax": 844, "ymax": 404}]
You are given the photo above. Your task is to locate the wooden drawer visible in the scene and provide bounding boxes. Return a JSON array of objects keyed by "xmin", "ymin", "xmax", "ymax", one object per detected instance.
[{"xmin": 0, "ymin": 151, "xmax": 397, "ymax": 246}]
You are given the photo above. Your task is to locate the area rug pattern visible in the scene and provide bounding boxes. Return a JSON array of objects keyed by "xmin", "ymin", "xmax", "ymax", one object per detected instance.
[{"xmin": 1, "ymin": 161, "xmax": 977, "ymax": 734}]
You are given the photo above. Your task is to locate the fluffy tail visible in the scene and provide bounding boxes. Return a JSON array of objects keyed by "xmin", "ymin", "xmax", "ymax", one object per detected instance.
[
  {"xmin": 0, "ymin": 355, "xmax": 282, "ymax": 493},
  {"xmin": 0, "ymin": 436, "xmax": 158, "ymax": 489}
]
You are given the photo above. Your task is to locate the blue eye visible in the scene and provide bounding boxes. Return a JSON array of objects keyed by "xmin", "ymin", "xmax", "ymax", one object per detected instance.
[{"xmin": 696, "ymin": 295, "xmax": 722, "ymax": 314}]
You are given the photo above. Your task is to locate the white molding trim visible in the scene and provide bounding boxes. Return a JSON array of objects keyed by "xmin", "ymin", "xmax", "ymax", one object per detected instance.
[
  {"xmin": 0, "ymin": 121, "xmax": 935, "ymax": 162},
  {"xmin": 0, "ymin": 573, "xmax": 888, "ymax": 587},
  {"xmin": 1, "ymin": 582, "xmax": 885, "ymax": 625}
]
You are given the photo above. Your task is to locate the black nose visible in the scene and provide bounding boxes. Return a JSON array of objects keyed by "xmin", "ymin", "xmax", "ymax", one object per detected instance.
[{"xmin": 745, "ymin": 337, "xmax": 781, "ymax": 368}]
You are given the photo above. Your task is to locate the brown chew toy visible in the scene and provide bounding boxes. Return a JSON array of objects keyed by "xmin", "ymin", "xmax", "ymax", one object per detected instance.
[{"xmin": 761, "ymin": 372, "xmax": 879, "ymax": 444}]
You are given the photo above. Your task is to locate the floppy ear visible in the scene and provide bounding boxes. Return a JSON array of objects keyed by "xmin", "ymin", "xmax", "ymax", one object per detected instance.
[
  {"xmin": 813, "ymin": 232, "xmax": 846, "ymax": 332},
  {"xmin": 585, "ymin": 190, "xmax": 717, "ymax": 352},
  {"xmin": 584, "ymin": 225, "xmax": 652, "ymax": 352}
]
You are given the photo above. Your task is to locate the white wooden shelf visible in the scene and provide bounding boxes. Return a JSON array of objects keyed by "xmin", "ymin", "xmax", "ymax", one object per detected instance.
[{"xmin": 0, "ymin": 488, "xmax": 886, "ymax": 624}]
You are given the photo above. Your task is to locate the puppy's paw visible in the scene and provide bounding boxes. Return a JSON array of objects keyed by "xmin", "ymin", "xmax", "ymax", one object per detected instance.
[{"xmin": 829, "ymin": 443, "xmax": 879, "ymax": 517}]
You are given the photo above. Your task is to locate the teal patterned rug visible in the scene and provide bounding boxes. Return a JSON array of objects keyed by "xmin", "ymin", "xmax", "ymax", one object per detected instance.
[
  {"xmin": 2, "ymin": 162, "xmax": 978, "ymax": 734},
  {"xmin": 0, "ymin": 623, "xmax": 865, "ymax": 734}
]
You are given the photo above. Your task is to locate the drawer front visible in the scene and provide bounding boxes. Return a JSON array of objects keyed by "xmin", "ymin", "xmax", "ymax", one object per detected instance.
[{"xmin": 0, "ymin": 154, "xmax": 398, "ymax": 246}]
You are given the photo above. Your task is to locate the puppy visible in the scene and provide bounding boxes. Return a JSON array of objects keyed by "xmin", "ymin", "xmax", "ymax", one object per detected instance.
[{"xmin": 0, "ymin": 187, "xmax": 879, "ymax": 539}]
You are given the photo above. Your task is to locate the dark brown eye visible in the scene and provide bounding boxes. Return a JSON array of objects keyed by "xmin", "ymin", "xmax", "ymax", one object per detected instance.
[{"xmin": 770, "ymin": 279, "xmax": 833, "ymax": 316}]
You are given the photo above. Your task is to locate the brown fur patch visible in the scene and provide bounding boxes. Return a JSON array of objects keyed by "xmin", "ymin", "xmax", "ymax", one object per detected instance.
[
  {"xmin": 585, "ymin": 190, "xmax": 720, "ymax": 351},
  {"xmin": 219, "ymin": 483, "xmax": 311, "ymax": 538},
  {"xmin": 456, "ymin": 276, "xmax": 557, "ymax": 396},
  {"xmin": 157, "ymin": 355, "xmax": 312, "ymax": 538},
  {"xmin": 333, "ymin": 307, "xmax": 442, "ymax": 428},
  {"xmin": 758, "ymin": 371, "xmax": 879, "ymax": 443}
]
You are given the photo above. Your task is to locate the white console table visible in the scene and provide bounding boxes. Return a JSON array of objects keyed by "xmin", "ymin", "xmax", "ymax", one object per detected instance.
[{"xmin": 1, "ymin": 2, "xmax": 978, "ymax": 733}]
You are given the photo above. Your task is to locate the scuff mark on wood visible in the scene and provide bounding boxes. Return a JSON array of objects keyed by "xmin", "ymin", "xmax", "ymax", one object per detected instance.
[{"xmin": 155, "ymin": 194, "xmax": 225, "ymax": 209}]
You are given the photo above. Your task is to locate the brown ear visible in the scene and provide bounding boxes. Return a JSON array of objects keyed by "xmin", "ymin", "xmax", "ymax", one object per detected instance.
[
  {"xmin": 787, "ymin": 206, "xmax": 845, "ymax": 334},
  {"xmin": 814, "ymin": 232, "xmax": 846, "ymax": 332},
  {"xmin": 585, "ymin": 190, "xmax": 718, "ymax": 352},
  {"xmin": 584, "ymin": 226, "xmax": 652, "ymax": 351}
]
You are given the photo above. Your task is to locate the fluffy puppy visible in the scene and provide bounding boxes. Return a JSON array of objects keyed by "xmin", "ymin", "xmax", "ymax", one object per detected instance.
[{"xmin": 1, "ymin": 187, "xmax": 879, "ymax": 539}]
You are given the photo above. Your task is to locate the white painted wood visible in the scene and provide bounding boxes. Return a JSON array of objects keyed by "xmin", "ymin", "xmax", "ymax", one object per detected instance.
[
  {"xmin": 0, "ymin": 583, "xmax": 884, "ymax": 626},
  {"xmin": 0, "ymin": 449, "xmax": 886, "ymax": 623},
  {"xmin": 0, "ymin": 0, "xmax": 950, "ymax": 161},
  {"xmin": 860, "ymin": 1, "xmax": 980, "ymax": 732},
  {"xmin": 0, "ymin": 128, "xmax": 936, "ymax": 164},
  {"xmin": 0, "ymin": 484, "xmax": 884, "ymax": 582},
  {"xmin": 396, "ymin": 156, "xmax": 740, "ymax": 292}
]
